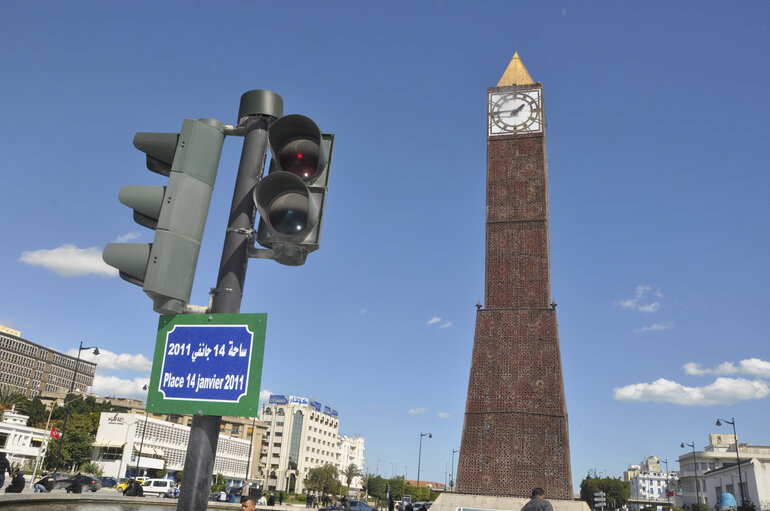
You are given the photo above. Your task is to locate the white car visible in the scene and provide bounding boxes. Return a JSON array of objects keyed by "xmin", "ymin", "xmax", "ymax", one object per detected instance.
[{"xmin": 142, "ymin": 478, "xmax": 176, "ymax": 497}]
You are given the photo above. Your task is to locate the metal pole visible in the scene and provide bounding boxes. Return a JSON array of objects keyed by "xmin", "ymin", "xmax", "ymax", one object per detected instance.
[
  {"xmin": 134, "ymin": 412, "xmax": 150, "ymax": 477},
  {"xmin": 177, "ymin": 92, "xmax": 276, "ymax": 511},
  {"xmin": 244, "ymin": 415, "xmax": 257, "ymax": 489},
  {"xmin": 451, "ymin": 448, "xmax": 458, "ymax": 491},
  {"xmin": 54, "ymin": 342, "xmax": 83, "ymax": 472},
  {"xmin": 728, "ymin": 419, "xmax": 746, "ymax": 510}
]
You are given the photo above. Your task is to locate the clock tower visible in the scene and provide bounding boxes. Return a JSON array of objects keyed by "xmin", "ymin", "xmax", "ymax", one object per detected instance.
[{"xmin": 455, "ymin": 53, "xmax": 574, "ymax": 499}]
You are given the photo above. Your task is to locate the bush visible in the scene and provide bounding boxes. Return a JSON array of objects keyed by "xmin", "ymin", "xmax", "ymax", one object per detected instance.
[{"xmin": 81, "ymin": 462, "xmax": 104, "ymax": 477}]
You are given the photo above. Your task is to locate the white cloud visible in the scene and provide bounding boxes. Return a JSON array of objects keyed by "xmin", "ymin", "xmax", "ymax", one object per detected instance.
[
  {"xmin": 634, "ymin": 322, "xmax": 674, "ymax": 333},
  {"xmin": 115, "ymin": 232, "xmax": 141, "ymax": 243},
  {"xmin": 426, "ymin": 317, "xmax": 441, "ymax": 326},
  {"xmin": 91, "ymin": 374, "xmax": 150, "ymax": 399},
  {"xmin": 440, "ymin": 321, "xmax": 453, "ymax": 328},
  {"xmin": 19, "ymin": 244, "xmax": 117, "ymax": 277},
  {"xmin": 616, "ymin": 284, "xmax": 661, "ymax": 313},
  {"xmin": 69, "ymin": 348, "xmax": 152, "ymax": 372},
  {"xmin": 613, "ymin": 377, "xmax": 770, "ymax": 406},
  {"xmin": 437, "ymin": 412, "xmax": 450, "ymax": 419},
  {"xmin": 407, "ymin": 407, "xmax": 427, "ymax": 415},
  {"xmin": 260, "ymin": 389, "xmax": 274, "ymax": 402},
  {"xmin": 683, "ymin": 358, "xmax": 770, "ymax": 378}
]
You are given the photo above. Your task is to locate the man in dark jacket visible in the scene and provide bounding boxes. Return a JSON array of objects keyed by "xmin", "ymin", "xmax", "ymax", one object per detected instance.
[
  {"xmin": 521, "ymin": 488, "xmax": 554, "ymax": 511},
  {"xmin": 0, "ymin": 453, "xmax": 10, "ymax": 489},
  {"xmin": 66, "ymin": 473, "xmax": 83, "ymax": 493},
  {"xmin": 4, "ymin": 468, "xmax": 25, "ymax": 493}
]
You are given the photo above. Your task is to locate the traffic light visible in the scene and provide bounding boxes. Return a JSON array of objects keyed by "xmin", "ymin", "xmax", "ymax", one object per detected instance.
[
  {"xmin": 253, "ymin": 114, "xmax": 334, "ymax": 266},
  {"xmin": 103, "ymin": 118, "xmax": 225, "ymax": 314}
]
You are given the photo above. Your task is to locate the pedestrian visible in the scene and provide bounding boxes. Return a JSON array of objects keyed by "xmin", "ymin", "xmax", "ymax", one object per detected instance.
[
  {"xmin": 389, "ymin": 496, "xmax": 395, "ymax": 511},
  {"xmin": 279, "ymin": 491, "xmax": 284, "ymax": 505},
  {"xmin": 242, "ymin": 495, "xmax": 259, "ymax": 511},
  {"xmin": 66, "ymin": 473, "xmax": 83, "ymax": 494},
  {"xmin": 34, "ymin": 472, "xmax": 55, "ymax": 493},
  {"xmin": 0, "ymin": 453, "xmax": 10, "ymax": 489},
  {"xmin": 268, "ymin": 492, "xmax": 276, "ymax": 506},
  {"xmin": 418, "ymin": 503, "xmax": 428, "ymax": 511},
  {"xmin": 521, "ymin": 487, "xmax": 553, "ymax": 511},
  {"xmin": 405, "ymin": 501, "xmax": 413, "ymax": 511},
  {"xmin": 5, "ymin": 468, "xmax": 25, "ymax": 493}
]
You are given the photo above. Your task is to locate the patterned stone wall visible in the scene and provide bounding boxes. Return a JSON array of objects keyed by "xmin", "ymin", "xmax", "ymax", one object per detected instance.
[{"xmin": 456, "ymin": 84, "xmax": 573, "ymax": 500}]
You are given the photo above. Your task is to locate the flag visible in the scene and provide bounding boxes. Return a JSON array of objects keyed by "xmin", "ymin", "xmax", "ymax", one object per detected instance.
[{"xmin": 50, "ymin": 427, "xmax": 60, "ymax": 439}]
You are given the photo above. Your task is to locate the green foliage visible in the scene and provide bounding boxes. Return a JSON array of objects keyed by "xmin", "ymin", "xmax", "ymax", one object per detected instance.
[
  {"xmin": 305, "ymin": 464, "xmax": 342, "ymax": 495},
  {"xmin": 81, "ymin": 461, "xmax": 104, "ymax": 477},
  {"xmin": 367, "ymin": 475, "xmax": 387, "ymax": 500},
  {"xmin": 24, "ymin": 397, "xmax": 49, "ymax": 427},
  {"xmin": 211, "ymin": 473, "xmax": 226, "ymax": 492},
  {"xmin": 0, "ymin": 385, "xmax": 27, "ymax": 413},
  {"xmin": 403, "ymin": 484, "xmax": 430, "ymax": 501},
  {"xmin": 44, "ymin": 413, "xmax": 101, "ymax": 471},
  {"xmin": 344, "ymin": 463, "xmax": 363, "ymax": 486},
  {"xmin": 389, "ymin": 476, "xmax": 405, "ymax": 499},
  {"xmin": 692, "ymin": 505, "xmax": 711, "ymax": 511},
  {"xmin": 579, "ymin": 475, "xmax": 630, "ymax": 509},
  {"xmin": 175, "ymin": 470, "xmax": 184, "ymax": 482}
]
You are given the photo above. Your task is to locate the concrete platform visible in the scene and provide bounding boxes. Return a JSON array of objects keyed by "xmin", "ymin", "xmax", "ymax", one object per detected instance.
[{"xmin": 431, "ymin": 493, "xmax": 591, "ymax": 511}]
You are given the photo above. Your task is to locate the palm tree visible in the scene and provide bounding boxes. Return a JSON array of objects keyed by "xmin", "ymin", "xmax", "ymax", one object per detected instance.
[
  {"xmin": 344, "ymin": 463, "xmax": 364, "ymax": 488},
  {"xmin": 0, "ymin": 385, "xmax": 27, "ymax": 413}
]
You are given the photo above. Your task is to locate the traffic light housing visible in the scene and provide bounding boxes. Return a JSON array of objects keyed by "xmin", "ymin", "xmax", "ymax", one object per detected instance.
[
  {"xmin": 253, "ymin": 114, "xmax": 334, "ymax": 266},
  {"xmin": 103, "ymin": 118, "xmax": 225, "ymax": 314}
]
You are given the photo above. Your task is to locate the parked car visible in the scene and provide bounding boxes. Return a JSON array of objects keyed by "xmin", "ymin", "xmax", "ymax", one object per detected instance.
[
  {"xmin": 346, "ymin": 500, "xmax": 376, "ymax": 511},
  {"xmin": 57, "ymin": 474, "xmax": 102, "ymax": 492},
  {"xmin": 142, "ymin": 478, "xmax": 176, "ymax": 497},
  {"xmin": 100, "ymin": 476, "xmax": 118, "ymax": 488},
  {"xmin": 49, "ymin": 472, "xmax": 74, "ymax": 490},
  {"xmin": 117, "ymin": 476, "xmax": 149, "ymax": 492}
]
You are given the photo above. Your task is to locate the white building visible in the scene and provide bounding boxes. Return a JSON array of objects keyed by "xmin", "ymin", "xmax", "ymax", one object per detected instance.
[
  {"xmin": 339, "ymin": 435, "xmax": 365, "ymax": 490},
  {"xmin": 677, "ymin": 433, "xmax": 770, "ymax": 511},
  {"xmin": 0, "ymin": 411, "xmax": 47, "ymax": 470},
  {"xmin": 259, "ymin": 395, "xmax": 364, "ymax": 494},
  {"xmin": 91, "ymin": 412, "xmax": 251, "ymax": 483},
  {"xmin": 625, "ymin": 456, "xmax": 677, "ymax": 509}
]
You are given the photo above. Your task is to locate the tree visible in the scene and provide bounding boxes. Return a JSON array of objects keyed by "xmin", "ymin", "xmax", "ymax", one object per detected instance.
[
  {"xmin": 344, "ymin": 463, "xmax": 363, "ymax": 487},
  {"xmin": 81, "ymin": 461, "xmax": 104, "ymax": 477},
  {"xmin": 367, "ymin": 475, "xmax": 387, "ymax": 500},
  {"xmin": 23, "ymin": 397, "xmax": 49, "ymax": 428},
  {"xmin": 44, "ymin": 413, "xmax": 100, "ymax": 471},
  {"xmin": 305, "ymin": 464, "xmax": 342, "ymax": 495},
  {"xmin": 0, "ymin": 385, "xmax": 27, "ymax": 413},
  {"xmin": 580, "ymin": 475, "xmax": 630, "ymax": 510}
]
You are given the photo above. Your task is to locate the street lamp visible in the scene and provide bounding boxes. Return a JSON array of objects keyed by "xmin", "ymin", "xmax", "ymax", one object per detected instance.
[
  {"xmin": 417, "ymin": 432, "xmax": 431, "ymax": 489},
  {"xmin": 681, "ymin": 442, "xmax": 700, "ymax": 510},
  {"xmin": 717, "ymin": 417, "xmax": 746, "ymax": 510},
  {"xmin": 660, "ymin": 458, "xmax": 670, "ymax": 510},
  {"xmin": 54, "ymin": 341, "xmax": 99, "ymax": 472},
  {"xmin": 450, "ymin": 448, "xmax": 459, "ymax": 492},
  {"xmin": 134, "ymin": 384, "xmax": 150, "ymax": 477}
]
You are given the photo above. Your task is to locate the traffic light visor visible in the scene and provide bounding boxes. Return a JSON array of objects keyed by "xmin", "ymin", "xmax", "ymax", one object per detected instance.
[
  {"xmin": 254, "ymin": 171, "xmax": 319, "ymax": 239},
  {"xmin": 268, "ymin": 114, "xmax": 325, "ymax": 180}
]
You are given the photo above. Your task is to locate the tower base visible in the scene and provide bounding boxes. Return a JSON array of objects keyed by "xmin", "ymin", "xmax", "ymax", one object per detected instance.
[{"xmin": 432, "ymin": 493, "xmax": 589, "ymax": 511}]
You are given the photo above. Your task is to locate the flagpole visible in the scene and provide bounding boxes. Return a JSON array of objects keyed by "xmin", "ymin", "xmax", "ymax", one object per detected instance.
[{"xmin": 32, "ymin": 398, "xmax": 60, "ymax": 483}]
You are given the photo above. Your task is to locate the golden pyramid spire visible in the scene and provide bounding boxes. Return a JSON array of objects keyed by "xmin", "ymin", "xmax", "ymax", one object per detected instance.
[{"xmin": 497, "ymin": 51, "xmax": 534, "ymax": 86}]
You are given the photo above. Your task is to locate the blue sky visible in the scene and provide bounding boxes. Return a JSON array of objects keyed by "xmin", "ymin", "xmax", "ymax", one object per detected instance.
[{"xmin": 2, "ymin": 1, "xmax": 769, "ymax": 491}]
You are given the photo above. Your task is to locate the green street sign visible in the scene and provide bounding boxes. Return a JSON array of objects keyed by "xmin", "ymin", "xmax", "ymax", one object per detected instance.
[{"xmin": 146, "ymin": 313, "xmax": 266, "ymax": 416}]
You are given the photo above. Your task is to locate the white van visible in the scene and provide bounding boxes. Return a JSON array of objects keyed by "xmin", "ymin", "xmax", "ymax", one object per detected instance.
[{"xmin": 142, "ymin": 478, "xmax": 175, "ymax": 496}]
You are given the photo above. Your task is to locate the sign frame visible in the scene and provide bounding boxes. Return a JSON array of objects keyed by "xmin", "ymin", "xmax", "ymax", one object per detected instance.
[{"xmin": 146, "ymin": 313, "xmax": 266, "ymax": 416}]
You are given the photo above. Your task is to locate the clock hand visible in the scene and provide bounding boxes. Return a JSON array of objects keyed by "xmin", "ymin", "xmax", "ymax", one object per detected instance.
[{"xmin": 509, "ymin": 104, "xmax": 525, "ymax": 117}]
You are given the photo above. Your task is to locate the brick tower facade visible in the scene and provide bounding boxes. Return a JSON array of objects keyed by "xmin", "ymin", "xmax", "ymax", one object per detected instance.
[{"xmin": 455, "ymin": 53, "xmax": 573, "ymax": 499}]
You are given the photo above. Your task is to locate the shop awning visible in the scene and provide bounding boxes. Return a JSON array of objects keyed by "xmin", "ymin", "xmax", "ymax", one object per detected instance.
[{"xmin": 93, "ymin": 440, "xmax": 125, "ymax": 448}]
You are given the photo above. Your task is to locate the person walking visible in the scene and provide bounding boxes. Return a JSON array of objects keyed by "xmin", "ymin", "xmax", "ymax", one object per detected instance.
[
  {"xmin": 279, "ymin": 491, "xmax": 284, "ymax": 505},
  {"xmin": 0, "ymin": 453, "xmax": 10, "ymax": 490},
  {"xmin": 521, "ymin": 488, "xmax": 554, "ymax": 511}
]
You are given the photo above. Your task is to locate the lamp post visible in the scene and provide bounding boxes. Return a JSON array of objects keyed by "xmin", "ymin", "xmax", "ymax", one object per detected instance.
[
  {"xmin": 417, "ymin": 432, "xmax": 431, "ymax": 489},
  {"xmin": 54, "ymin": 341, "xmax": 99, "ymax": 472},
  {"xmin": 717, "ymin": 417, "xmax": 746, "ymax": 510},
  {"xmin": 661, "ymin": 458, "xmax": 670, "ymax": 509},
  {"xmin": 134, "ymin": 384, "xmax": 150, "ymax": 477},
  {"xmin": 681, "ymin": 442, "xmax": 700, "ymax": 510},
  {"xmin": 450, "ymin": 448, "xmax": 459, "ymax": 492}
]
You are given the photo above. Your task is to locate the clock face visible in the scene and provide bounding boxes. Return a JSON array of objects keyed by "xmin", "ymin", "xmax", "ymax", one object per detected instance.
[{"xmin": 488, "ymin": 89, "xmax": 543, "ymax": 136}]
